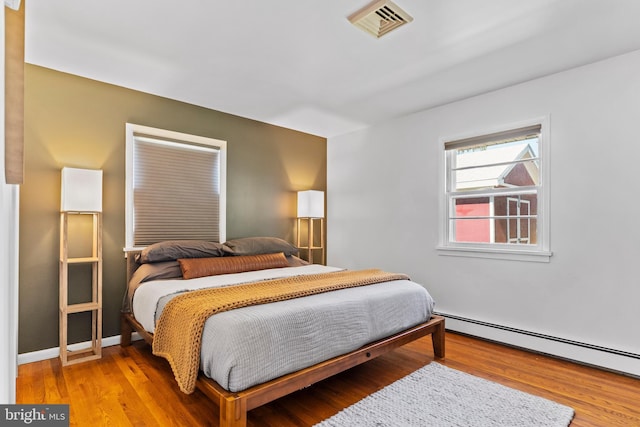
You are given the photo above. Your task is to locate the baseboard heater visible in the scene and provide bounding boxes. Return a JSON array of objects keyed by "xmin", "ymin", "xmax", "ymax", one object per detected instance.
[{"xmin": 435, "ymin": 311, "xmax": 640, "ymax": 360}]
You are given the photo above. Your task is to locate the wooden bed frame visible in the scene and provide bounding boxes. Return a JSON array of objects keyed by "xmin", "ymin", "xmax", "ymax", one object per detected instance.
[
  {"xmin": 121, "ymin": 312, "xmax": 444, "ymax": 427},
  {"xmin": 121, "ymin": 250, "xmax": 445, "ymax": 427}
]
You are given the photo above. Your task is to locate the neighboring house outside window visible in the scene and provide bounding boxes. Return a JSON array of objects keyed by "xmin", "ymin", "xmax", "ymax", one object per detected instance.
[
  {"xmin": 438, "ymin": 119, "xmax": 551, "ymax": 262},
  {"xmin": 125, "ymin": 123, "xmax": 227, "ymax": 249}
]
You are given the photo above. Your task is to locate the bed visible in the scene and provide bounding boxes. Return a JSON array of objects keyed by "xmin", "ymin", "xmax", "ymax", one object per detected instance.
[{"xmin": 120, "ymin": 237, "xmax": 445, "ymax": 427}]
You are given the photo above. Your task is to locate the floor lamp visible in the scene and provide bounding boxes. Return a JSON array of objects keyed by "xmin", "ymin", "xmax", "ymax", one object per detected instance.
[
  {"xmin": 297, "ymin": 190, "xmax": 324, "ymax": 264},
  {"xmin": 59, "ymin": 167, "xmax": 103, "ymax": 365}
]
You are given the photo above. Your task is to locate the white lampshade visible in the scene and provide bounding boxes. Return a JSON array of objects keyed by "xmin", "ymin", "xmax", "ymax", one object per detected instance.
[
  {"xmin": 297, "ymin": 190, "xmax": 324, "ymax": 218},
  {"xmin": 61, "ymin": 167, "xmax": 103, "ymax": 212}
]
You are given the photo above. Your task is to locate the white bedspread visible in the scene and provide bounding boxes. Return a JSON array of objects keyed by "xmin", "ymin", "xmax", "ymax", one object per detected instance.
[{"xmin": 132, "ymin": 264, "xmax": 342, "ymax": 333}]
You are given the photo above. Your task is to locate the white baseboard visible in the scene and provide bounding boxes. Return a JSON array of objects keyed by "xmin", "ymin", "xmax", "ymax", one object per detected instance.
[
  {"xmin": 18, "ymin": 333, "xmax": 142, "ymax": 365},
  {"xmin": 21, "ymin": 316, "xmax": 640, "ymax": 379},
  {"xmin": 439, "ymin": 312, "xmax": 640, "ymax": 378}
]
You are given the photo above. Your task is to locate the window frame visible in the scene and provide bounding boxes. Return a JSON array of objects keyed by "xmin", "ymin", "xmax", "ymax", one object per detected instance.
[
  {"xmin": 437, "ymin": 117, "xmax": 552, "ymax": 262},
  {"xmin": 124, "ymin": 123, "xmax": 227, "ymax": 250}
]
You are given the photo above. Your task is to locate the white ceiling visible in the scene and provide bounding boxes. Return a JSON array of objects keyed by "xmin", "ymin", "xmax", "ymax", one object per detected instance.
[{"xmin": 25, "ymin": 0, "xmax": 640, "ymax": 137}]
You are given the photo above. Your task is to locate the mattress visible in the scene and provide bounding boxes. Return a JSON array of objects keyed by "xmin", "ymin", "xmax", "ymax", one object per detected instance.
[{"xmin": 132, "ymin": 264, "xmax": 435, "ymax": 392}]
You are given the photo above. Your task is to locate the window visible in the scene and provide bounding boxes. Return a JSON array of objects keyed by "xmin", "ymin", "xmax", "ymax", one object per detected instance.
[
  {"xmin": 438, "ymin": 120, "xmax": 551, "ymax": 262},
  {"xmin": 125, "ymin": 123, "xmax": 227, "ymax": 249}
]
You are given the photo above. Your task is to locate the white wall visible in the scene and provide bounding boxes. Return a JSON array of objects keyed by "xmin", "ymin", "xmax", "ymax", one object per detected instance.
[
  {"xmin": 1, "ymin": 4, "xmax": 20, "ymax": 403},
  {"xmin": 328, "ymin": 49, "xmax": 640, "ymax": 375}
]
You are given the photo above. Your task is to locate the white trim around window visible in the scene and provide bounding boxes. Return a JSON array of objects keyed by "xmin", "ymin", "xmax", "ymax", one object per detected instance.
[
  {"xmin": 437, "ymin": 116, "xmax": 552, "ymax": 262},
  {"xmin": 124, "ymin": 123, "xmax": 227, "ymax": 251}
]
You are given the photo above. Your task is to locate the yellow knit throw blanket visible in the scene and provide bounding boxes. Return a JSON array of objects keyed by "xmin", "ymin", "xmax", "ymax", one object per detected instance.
[{"xmin": 152, "ymin": 269, "xmax": 409, "ymax": 394}]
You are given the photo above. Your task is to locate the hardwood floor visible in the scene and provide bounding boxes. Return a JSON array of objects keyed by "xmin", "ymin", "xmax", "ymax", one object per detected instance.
[{"xmin": 17, "ymin": 332, "xmax": 640, "ymax": 426}]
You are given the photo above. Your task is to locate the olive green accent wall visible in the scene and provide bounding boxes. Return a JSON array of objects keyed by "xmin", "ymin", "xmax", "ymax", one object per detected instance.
[{"xmin": 20, "ymin": 64, "xmax": 326, "ymax": 353}]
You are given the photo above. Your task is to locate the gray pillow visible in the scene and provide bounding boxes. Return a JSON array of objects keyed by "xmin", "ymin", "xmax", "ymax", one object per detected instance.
[
  {"xmin": 222, "ymin": 237, "xmax": 299, "ymax": 257},
  {"xmin": 137, "ymin": 240, "xmax": 224, "ymax": 263}
]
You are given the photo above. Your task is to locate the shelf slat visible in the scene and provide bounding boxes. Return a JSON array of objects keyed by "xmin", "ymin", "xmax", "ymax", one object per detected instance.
[
  {"xmin": 62, "ymin": 257, "xmax": 100, "ymax": 264},
  {"xmin": 64, "ymin": 302, "xmax": 100, "ymax": 314}
]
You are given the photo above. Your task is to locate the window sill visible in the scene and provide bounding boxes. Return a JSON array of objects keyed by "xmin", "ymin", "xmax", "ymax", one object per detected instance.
[{"xmin": 436, "ymin": 245, "xmax": 552, "ymax": 263}]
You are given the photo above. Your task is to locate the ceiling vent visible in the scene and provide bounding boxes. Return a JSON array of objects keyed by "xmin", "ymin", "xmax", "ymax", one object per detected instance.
[{"xmin": 348, "ymin": 0, "xmax": 413, "ymax": 38}]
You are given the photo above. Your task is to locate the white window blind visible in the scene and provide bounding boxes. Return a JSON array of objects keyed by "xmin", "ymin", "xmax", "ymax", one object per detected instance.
[
  {"xmin": 125, "ymin": 124, "xmax": 227, "ymax": 248},
  {"xmin": 443, "ymin": 124, "xmax": 541, "ymax": 151}
]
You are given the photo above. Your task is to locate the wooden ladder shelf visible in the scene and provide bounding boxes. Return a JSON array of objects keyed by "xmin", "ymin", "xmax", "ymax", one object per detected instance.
[{"xmin": 59, "ymin": 211, "xmax": 103, "ymax": 366}]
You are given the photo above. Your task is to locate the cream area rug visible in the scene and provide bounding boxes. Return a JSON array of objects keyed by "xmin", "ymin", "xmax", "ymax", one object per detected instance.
[{"xmin": 315, "ymin": 363, "xmax": 574, "ymax": 427}]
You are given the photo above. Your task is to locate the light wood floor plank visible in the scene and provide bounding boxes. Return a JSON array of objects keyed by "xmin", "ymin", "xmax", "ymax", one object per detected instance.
[{"xmin": 16, "ymin": 332, "xmax": 640, "ymax": 426}]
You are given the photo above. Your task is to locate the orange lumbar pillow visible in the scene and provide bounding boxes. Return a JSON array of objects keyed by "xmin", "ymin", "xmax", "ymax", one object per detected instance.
[{"xmin": 178, "ymin": 252, "xmax": 290, "ymax": 280}]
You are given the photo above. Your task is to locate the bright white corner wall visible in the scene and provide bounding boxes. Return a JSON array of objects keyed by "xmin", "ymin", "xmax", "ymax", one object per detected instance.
[
  {"xmin": 327, "ymin": 49, "xmax": 640, "ymax": 376},
  {"xmin": 1, "ymin": 4, "xmax": 19, "ymax": 404}
]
